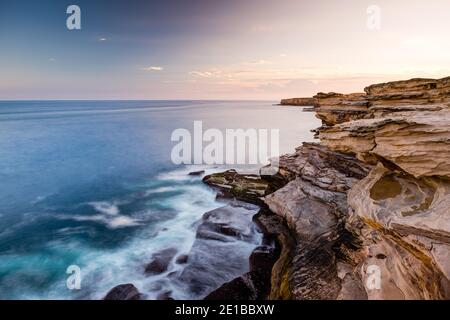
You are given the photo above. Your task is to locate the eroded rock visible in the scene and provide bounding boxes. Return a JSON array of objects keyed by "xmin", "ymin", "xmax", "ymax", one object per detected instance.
[
  {"xmin": 201, "ymin": 76, "xmax": 450, "ymax": 300},
  {"xmin": 320, "ymin": 112, "xmax": 450, "ymax": 177},
  {"xmin": 313, "ymin": 92, "xmax": 369, "ymax": 126}
]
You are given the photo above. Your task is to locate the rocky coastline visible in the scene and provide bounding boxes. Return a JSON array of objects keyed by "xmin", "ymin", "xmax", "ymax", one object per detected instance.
[
  {"xmin": 202, "ymin": 77, "xmax": 450, "ymax": 300},
  {"xmin": 106, "ymin": 76, "xmax": 449, "ymax": 300}
]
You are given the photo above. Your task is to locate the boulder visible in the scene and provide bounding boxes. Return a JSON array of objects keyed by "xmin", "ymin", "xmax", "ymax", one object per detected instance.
[
  {"xmin": 103, "ymin": 283, "xmax": 141, "ymax": 300},
  {"xmin": 145, "ymin": 248, "xmax": 178, "ymax": 275}
]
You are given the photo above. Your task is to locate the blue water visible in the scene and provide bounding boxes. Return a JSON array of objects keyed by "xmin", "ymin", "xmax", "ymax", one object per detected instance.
[{"xmin": 0, "ymin": 100, "xmax": 320, "ymax": 299}]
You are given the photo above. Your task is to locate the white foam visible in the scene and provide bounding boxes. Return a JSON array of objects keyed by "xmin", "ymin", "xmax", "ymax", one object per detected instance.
[
  {"xmin": 143, "ymin": 186, "xmax": 178, "ymax": 196},
  {"xmin": 107, "ymin": 216, "xmax": 141, "ymax": 229},
  {"xmin": 44, "ymin": 166, "xmax": 260, "ymax": 299},
  {"xmin": 59, "ymin": 213, "xmax": 141, "ymax": 229},
  {"xmin": 89, "ymin": 201, "xmax": 120, "ymax": 216}
]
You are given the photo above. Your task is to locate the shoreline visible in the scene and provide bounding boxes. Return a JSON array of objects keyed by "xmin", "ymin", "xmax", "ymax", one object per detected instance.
[
  {"xmin": 104, "ymin": 77, "xmax": 449, "ymax": 300},
  {"xmin": 198, "ymin": 76, "xmax": 450, "ymax": 300}
]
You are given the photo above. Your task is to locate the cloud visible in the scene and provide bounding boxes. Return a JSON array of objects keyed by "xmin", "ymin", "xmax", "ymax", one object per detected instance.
[
  {"xmin": 143, "ymin": 66, "xmax": 164, "ymax": 72},
  {"xmin": 189, "ymin": 71, "xmax": 215, "ymax": 78},
  {"xmin": 242, "ymin": 59, "xmax": 272, "ymax": 65},
  {"xmin": 98, "ymin": 38, "xmax": 107, "ymax": 42},
  {"xmin": 189, "ymin": 68, "xmax": 252, "ymax": 80}
]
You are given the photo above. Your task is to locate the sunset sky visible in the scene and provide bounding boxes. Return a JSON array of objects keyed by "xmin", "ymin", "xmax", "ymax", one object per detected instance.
[{"xmin": 1, "ymin": 0, "xmax": 449, "ymax": 99}]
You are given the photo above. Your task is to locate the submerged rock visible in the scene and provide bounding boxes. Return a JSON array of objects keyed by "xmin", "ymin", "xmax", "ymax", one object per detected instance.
[
  {"xmin": 188, "ymin": 170, "xmax": 205, "ymax": 176},
  {"xmin": 205, "ymin": 244, "xmax": 279, "ymax": 300},
  {"xmin": 175, "ymin": 254, "xmax": 189, "ymax": 264},
  {"xmin": 175, "ymin": 203, "xmax": 261, "ymax": 299},
  {"xmin": 103, "ymin": 283, "xmax": 141, "ymax": 300},
  {"xmin": 157, "ymin": 291, "xmax": 174, "ymax": 300},
  {"xmin": 144, "ymin": 248, "xmax": 178, "ymax": 275}
]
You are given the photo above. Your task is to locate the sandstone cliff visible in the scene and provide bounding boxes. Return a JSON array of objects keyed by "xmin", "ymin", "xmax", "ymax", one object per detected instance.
[
  {"xmin": 206, "ymin": 77, "xmax": 450, "ymax": 300},
  {"xmin": 280, "ymin": 97, "xmax": 319, "ymax": 107}
]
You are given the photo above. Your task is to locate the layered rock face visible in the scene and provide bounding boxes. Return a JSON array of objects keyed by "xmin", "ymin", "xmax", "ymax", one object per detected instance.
[
  {"xmin": 263, "ymin": 143, "xmax": 372, "ymax": 299},
  {"xmin": 319, "ymin": 78, "xmax": 450, "ymax": 178},
  {"xmin": 209, "ymin": 77, "xmax": 450, "ymax": 300},
  {"xmin": 279, "ymin": 77, "xmax": 450, "ymax": 299},
  {"xmin": 280, "ymin": 97, "xmax": 319, "ymax": 107},
  {"xmin": 313, "ymin": 92, "xmax": 369, "ymax": 126},
  {"xmin": 365, "ymin": 77, "xmax": 450, "ymax": 107}
]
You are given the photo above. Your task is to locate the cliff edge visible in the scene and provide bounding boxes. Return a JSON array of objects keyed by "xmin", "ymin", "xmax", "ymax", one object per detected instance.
[{"xmin": 204, "ymin": 77, "xmax": 450, "ymax": 300}]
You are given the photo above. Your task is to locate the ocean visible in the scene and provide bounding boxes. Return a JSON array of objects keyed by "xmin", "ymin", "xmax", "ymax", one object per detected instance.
[{"xmin": 0, "ymin": 100, "xmax": 320, "ymax": 299}]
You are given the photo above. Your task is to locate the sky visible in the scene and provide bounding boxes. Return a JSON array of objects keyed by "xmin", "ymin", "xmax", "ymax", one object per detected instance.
[{"xmin": 0, "ymin": 0, "xmax": 449, "ymax": 100}]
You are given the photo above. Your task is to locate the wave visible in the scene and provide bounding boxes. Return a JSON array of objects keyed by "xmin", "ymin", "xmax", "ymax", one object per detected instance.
[{"xmin": 0, "ymin": 165, "xmax": 261, "ymax": 299}]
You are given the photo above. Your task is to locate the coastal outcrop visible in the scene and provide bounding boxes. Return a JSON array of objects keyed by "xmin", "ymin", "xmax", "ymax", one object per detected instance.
[
  {"xmin": 203, "ymin": 76, "xmax": 450, "ymax": 300},
  {"xmin": 280, "ymin": 97, "xmax": 318, "ymax": 107},
  {"xmin": 313, "ymin": 92, "xmax": 369, "ymax": 126},
  {"xmin": 202, "ymin": 170, "xmax": 275, "ymax": 205}
]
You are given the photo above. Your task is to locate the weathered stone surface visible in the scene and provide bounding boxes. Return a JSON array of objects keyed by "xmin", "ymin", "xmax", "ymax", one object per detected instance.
[
  {"xmin": 336, "ymin": 262, "xmax": 368, "ymax": 300},
  {"xmin": 319, "ymin": 111, "xmax": 450, "ymax": 177},
  {"xmin": 262, "ymin": 143, "xmax": 371, "ymax": 300},
  {"xmin": 103, "ymin": 283, "xmax": 141, "ymax": 300},
  {"xmin": 266, "ymin": 76, "xmax": 450, "ymax": 300},
  {"xmin": 348, "ymin": 163, "xmax": 450, "ymax": 242},
  {"xmin": 344, "ymin": 163, "xmax": 450, "ymax": 299},
  {"xmin": 312, "ymin": 77, "xmax": 450, "ymax": 299},
  {"xmin": 365, "ymin": 77, "xmax": 450, "ymax": 106},
  {"xmin": 265, "ymin": 178, "xmax": 342, "ymax": 241},
  {"xmin": 313, "ymin": 92, "xmax": 369, "ymax": 126},
  {"xmin": 369, "ymin": 103, "xmax": 448, "ymax": 118},
  {"xmin": 265, "ymin": 143, "xmax": 371, "ymax": 193},
  {"xmin": 200, "ymin": 76, "xmax": 450, "ymax": 300}
]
